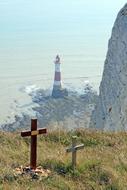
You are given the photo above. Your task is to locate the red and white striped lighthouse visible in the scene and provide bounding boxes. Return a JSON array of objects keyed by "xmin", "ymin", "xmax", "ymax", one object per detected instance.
[
  {"xmin": 52, "ymin": 55, "xmax": 68, "ymax": 98},
  {"xmin": 53, "ymin": 55, "xmax": 62, "ymax": 89}
]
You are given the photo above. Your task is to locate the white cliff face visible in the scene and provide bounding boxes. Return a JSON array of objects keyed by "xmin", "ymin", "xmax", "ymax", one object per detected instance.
[{"xmin": 91, "ymin": 4, "xmax": 127, "ymax": 131}]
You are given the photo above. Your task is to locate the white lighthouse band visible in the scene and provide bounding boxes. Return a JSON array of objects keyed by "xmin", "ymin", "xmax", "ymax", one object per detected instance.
[
  {"xmin": 55, "ymin": 64, "xmax": 61, "ymax": 72},
  {"xmin": 54, "ymin": 80, "xmax": 62, "ymax": 86}
]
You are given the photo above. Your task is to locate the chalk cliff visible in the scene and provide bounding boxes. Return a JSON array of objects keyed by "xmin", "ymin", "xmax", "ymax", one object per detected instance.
[{"xmin": 91, "ymin": 4, "xmax": 127, "ymax": 130}]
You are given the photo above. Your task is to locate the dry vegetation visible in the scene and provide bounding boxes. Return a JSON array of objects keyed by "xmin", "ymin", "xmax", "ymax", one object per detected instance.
[{"xmin": 1, "ymin": 129, "xmax": 127, "ymax": 189}]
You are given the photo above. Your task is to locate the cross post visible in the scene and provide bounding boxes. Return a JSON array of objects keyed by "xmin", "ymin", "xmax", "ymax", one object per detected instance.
[
  {"xmin": 21, "ymin": 119, "xmax": 47, "ymax": 170},
  {"xmin": 66, "ymin": 136, "xmax": 84, "ymax": 171},
  {"xmin": 72, "ymin": 136, "xmax": 77, "ymax": 170}
]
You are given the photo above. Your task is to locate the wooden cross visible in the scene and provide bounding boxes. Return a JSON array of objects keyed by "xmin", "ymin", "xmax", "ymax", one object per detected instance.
[
  {"xmin": 66, "ymin": 136, "xmax": 84, "ymax": 171},
  {"xmin": 21, "ymin": 119, "xmax": 47, "ymax": 170}
]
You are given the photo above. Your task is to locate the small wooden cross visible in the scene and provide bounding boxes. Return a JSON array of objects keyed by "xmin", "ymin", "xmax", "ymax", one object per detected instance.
[
  {"xmin": 66, "ymin": 136, "xmax": 84, "ymax": 171},
  {"xmin": 21, "ymin": 119, "xmax": 47, "ymax": 170}
]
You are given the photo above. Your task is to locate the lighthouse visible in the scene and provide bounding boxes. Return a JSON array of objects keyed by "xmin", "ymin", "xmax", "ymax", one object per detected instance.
[{"xmin": 52, "ymin": 55, "xmax": 68, "ymax": 98}]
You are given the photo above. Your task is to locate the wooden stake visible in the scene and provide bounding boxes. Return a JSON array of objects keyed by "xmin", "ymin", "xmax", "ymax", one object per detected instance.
[
  {"xmin": 72, "ymin": 136, "xmax": 77, "ymax": 170},
  {"xmin": 30, "ymin": 119, "xmax": 37, "ymax": 169}
]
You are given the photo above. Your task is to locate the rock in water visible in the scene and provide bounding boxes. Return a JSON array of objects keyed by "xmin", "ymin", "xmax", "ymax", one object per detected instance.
[{"xmin": 91, "ymin": 4, "xmax": 127, "ymax": 130}]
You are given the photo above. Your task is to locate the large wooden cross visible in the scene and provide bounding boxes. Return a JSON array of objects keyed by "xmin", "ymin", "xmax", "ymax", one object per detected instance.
[
  {"xmin": 21, "ymin": 119, "xmax": 47, "ymax": 170},
  {"xmin": 66, "ymin": 136, "xmax": 84, "ymax": 171}
]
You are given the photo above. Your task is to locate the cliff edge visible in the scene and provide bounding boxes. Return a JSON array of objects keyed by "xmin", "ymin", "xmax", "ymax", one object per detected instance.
[{"xmin": 91, "ymin": 4, "xmax": 127, "ymax": 130}]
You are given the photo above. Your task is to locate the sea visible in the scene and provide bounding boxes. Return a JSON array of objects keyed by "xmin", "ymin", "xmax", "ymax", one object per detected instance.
[{"xmin": 0, "ymin": 0, "xmax": 126, "ymax": 124}]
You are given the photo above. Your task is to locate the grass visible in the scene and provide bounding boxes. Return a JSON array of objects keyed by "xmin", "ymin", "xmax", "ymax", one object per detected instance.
[{"xmin": 1, "ymin": 129, "xmax": 127, "ymax": 189}]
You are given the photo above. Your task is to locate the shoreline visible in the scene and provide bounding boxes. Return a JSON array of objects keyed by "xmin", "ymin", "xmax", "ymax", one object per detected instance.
[{"xmin": 0, "ymin": 85, "xmax": 97, "ymax": 131}]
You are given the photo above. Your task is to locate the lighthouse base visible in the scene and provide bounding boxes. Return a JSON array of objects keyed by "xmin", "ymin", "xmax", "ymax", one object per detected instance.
[{"xmin": 52, "ymin": 88, "xmax": 68, "ymax": 98}]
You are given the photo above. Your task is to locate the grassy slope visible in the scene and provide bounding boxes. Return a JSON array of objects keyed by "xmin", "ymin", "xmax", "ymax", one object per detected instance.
[{"xmin": 1, "ymin": 129, "xmax": 127, "ymax": 190}]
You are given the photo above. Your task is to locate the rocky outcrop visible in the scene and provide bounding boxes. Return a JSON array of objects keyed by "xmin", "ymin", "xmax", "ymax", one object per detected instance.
[
  {"xmin": 1, "ymin": 86, "xmax": 97, "ymax": 131},
  {"xmin": 52, "ymin": 88, "xmax": 68, "ymax": 98},
  {"xmin": 91, "ymin": 4, "xmax": 127, "ymax": 130}
]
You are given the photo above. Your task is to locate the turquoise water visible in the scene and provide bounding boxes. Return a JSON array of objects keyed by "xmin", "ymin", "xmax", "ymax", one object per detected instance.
[{"xmin": 0, "ymin": 0, "xmax": 126, "ymax": 122}]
